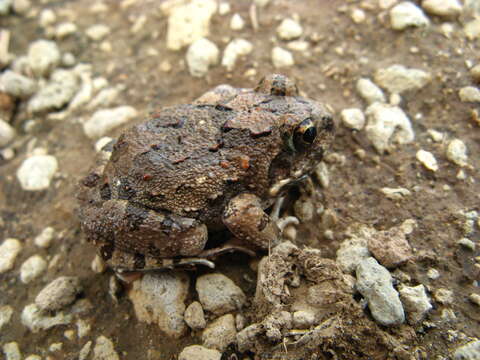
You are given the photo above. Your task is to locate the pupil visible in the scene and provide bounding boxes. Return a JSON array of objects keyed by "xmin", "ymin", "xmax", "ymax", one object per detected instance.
[{"xmin": 303, "ymin": 127, "xmax": 317, "ymax": 143}]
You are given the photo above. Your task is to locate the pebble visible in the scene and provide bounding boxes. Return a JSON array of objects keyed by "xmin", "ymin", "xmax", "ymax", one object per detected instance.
[
  {"xmin": 471, "ymin": 64, "xmax": 480, "ymax": 82},
  {"xmin": 55, "ymin": 22, "xmax": 77, "ymax": 39},
  {"xmin": 25, "ymin": 356, "xmax": 41, "ymax": 360},
  {"xmin": 374, "ymin": 64, "xmax": 431, "ymax": 94},
  {"xmin": 93, "ymin": 336, "xmax": 119, "ymax": 360},
  {"xmin": 129, "ymin": 272, "xmax": 189, "ymax": 338},
  {"xmin": 453, "ymin": 340, "xmax": 480, "ymax": 360},
  {"xmin": 351, "ymin": 8, "xmax": 366, "ymax": 23},
  {"xmin": 0, "ymin": 238, "xmax": 22, "ymax": 274},
  {"xmin": 87, "ymin": 86, "xmax": 121, "ymax": 110},
  {"xmin": 368, "ymin": 225, "xmax": 413, "ymax": 268},
  {"xmin": 35, "ymin": 276, "xmax": 82, "ymax": 312},
  {"xmin": 163, "ymin": 0, "xmax": 217, "ymax": 50},
  {"xmin": 434, "ymin": 288, "xmax": 454, "ymax": 305},
  {"xmin": 458, "ymin": 238, "xmax": 475, "ymax": 251},
  {"xmin": 0, "ymin": 305, "xmax": 13, "ymax": 330},
  {"xmin": 399, "ymin": 285, "xmax": 432, "ymax": 325},
  {"xmin": 83, "ymin": 106, "xmax": 137, "ymax": 139},
  {"xmin": 422, "ymin": 0, "xmax": 463, "ymax": 17},
  {"xmin": 79, "ymin": 341, "xmax": 92, "ymax": 360},
  {"xmin": 464, "ymin": 18, "xmax": 480, "ymax": 40},
  {"xmin": 179, "ymin": 345, "xmax": 221, "ymax": 360},
  {"xmin": 459, "ymin": 86, "xmax": 480, "ymax": 102},
  {"xmin": 2, "ymin": 342, "xmax": 21, "ymax": 360},
  {"xmin": 49, "ymin": 342, "xmax": 63, "ymax": 352},
  {"xmin": 202, "ymin": 313, "xmax": 237, "ymax": 351},
  {"xmin": 34, "ymin": 226, "xmax": 55, "ymax": 248},
  {"xmin": 427, "ymin": 268, "xmax": 440, "ymax": 280},
  {"xmin": 186, "ymin": 38, "xmax": 219, "ymax": 77},
  {"xmin": 469, "ymin": 293, "xmax": 480, "ymax": 306},
  {"xmin": 416, "ymin": 150, "xmax": 438, "ymax": 172},
  {"xmin": 0, "ymin": 119, "xmax": 15, "ymax": 147},
  {"xmin": 16, "ymin": 155, "xmax": 58, "ymax": 191},
  {"xmin": 12, "ymin": 0, "xmax": 30, "ymax": 15},
  {"xmin": 286, "ymin": 40, "xmax": 309, "ymax": 52},
  {"xmin": 27, "ymin": 40, "xmax": 61, "ymax": 78},
  {"xmin": 271, "ymin": 46, "xmax": 294, "ymax": 68},
  {"xmin": 446, "ymin": 139, "xmax": 468, "ymax": 167},
  {"xmin": 85, "ymin": 24, "xmax": 111, "ymax": 41},
  {"xmin": 254, "ymin": 0, "xmax": 270, "ymax": 6},
  {"xmin": 230, "ymin": 13, "xmax": 245, "ymax": 30},
  {"xmin": 356, "ymin": 257, "xmax": 405, "ymax": 326},
  {"xmin": 292, "ymin": 310, "xmax": 316, "ymax": 329},
  {"xmin": 77, "ymin": 319, "xmax": 92, "ymax": 338},
  {"xmin": 28, "ymin": 69, "xmax": 79, "ymax": 113},
  {"xmin": 314, "ymin": 162, "xmax": 330, "ymax": 188},
  {"xmin": 20, "ymin": 254, "xmax": 47, "ymax": 283},
  {"xmin": 336, "ymin": 226, "xmax": 372, "ymax": 273},
  {"xmin": 276, "ymin": 18, "xmax": 303, "ymax": 40},
  {"xmin": 1, "ymin": 70, "xmax": 37, "ymax": 98},
  {"xmin": 236, "ymin": 323, "xmax": 263, "ymax": 352},
  {"xmin": 341, "ymin": 108, "xmax": 365, "ymax": 130},
  {"xmin": 21, "ymin": 303, "xmax": 71, "ymax": 332},
  {"xmin": 428, "ymin": 129, "xmax": 444, "ymax": 142},
  {"xmin": 390, "ymin": 2, "xmax": 430, "ymax": 30},
  {"xmin": 218, "ymin": 2, "xmax": 230, "ymax": 15},
  {"xmin": 356, "ymin": 78, "xmax": 386, "ymax": 104},
  {"xmin": 365, "ymin": 102, "xmax": 414, "ymax": 153},
  {"xmin": 69, "ymin": 75, "xmax": 93, "ymax": 111},
  {"xmin": 221, "ymin": 38, "xmax": 253, "ymax": 71},
  {"xmin": 184, "ymin": 301, "xmax": 206, "ymax": 330},
  {"xmin": 39, "ymin": 8, "xmax": 56, "ymax": 27},
  {"xmin": 196, "ymin": 273, "xmax": 246, "ymax": 315},
  {"xmin": 381, "ymin": 187, "xmax": 411, "ymax": 200}
]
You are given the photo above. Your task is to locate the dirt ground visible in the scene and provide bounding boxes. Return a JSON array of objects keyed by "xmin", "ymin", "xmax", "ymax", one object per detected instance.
[{"xmin": 1, "ymin": 0, "xmax": 479, "ymax": 359}]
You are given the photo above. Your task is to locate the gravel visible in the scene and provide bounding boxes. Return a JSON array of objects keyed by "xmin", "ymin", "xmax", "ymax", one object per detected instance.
[
  {"xmin": 433, "ymin": 288, "xmax": 454, "ymax": 305},
  {"xmin": 79, "ymin": 341, "xmax": 92, "ymax": 360},
  {"xmin": 340, "ymin": 108, "xmax": 365, "ymax": 130},
  {"xmin": 374, "ymin": 64, "xmax": 431, "ymax": 94},
  {"xmin": 356, "ymin": 257, "xmax": 405, "ymax": 326},
  {"xmin": 93, "ymin": 336, "xmax": 119, "ymax": 360},
  {"xmin": 16, "ymin": 154, "xmax": 58, "ymax": 191},
  {"xmin": 368, "ymin": 224, "xmax": 413, "ymax": 268},
  {"xmin": 221, "ymin": 38, "xmax": 253, "ymax": 71},
  {"xmin": 399, "ymin": 284, "xmax": 432, "ymax": 325},
  {"xmin": 196, "ymin": 273, "xmax": 246, "ymax": 315},
  {"xmin": 83, "ymin": 106, "xmax": 137, "ymax": 139},
  {"xmin": 128, "ymin": 272, "xmax": 189, "ymax": 338},
  {"xmin": 27, "ymin": 39, "xmax": 61, "ymax": 78},
  {"xmin": 390, "ymin": 2, "xmax": 429, "ymax": 30},
  {"xmin": 365, "ymin": 102, "xmax": 414, "ymax": 153},
  {"xmin": 34, "ymin": 226, "xmax": 55, "ymax": 248},
  {"xmin": 85, "ymin": 24, "xmax": 111, "ymax": 41},
  {"xmin": 422, "ymin": 0, "xmax": 463, "ymax": 17},
  {"xmin": 464, "ymin": 18, "xmax": 480, "ymax": 40},
  {"xmin": 55, "ymin": 22, "xmax": 77, "ymax": 39},
  {"xmin": 202, "ymin": 313, "xmax": 237, "ymax": 351},
  {"xmin": 179, "ymin": 345, "xmax": 221, "ymax": 360},
  {"xmin": 292, "ymin": 310, "xmax": 315, "ymax": 329},
  {"xmin": 38, "ymin": 9, "xmax": 56, "ymax": 27},
  {"xmin": 0, "ymin": 119, "xmax": 15, "ymax": 147},
  {"xmin": 458, "ymin": 237, "xmax": 475, "ymax": 251},
  {"xmin": 459, "ymin": 86, "xmax": 480, "ymax": 102},
  {"xmin": 446, "ymin": 139, "xmax": 468, "ymax": 166},
  {"xmin": 356, "ymin": 78, "xmax": 386, "ymax": 104},
  {"xmin": 0, "ymin": 0, "xmax": 12, "ymax": 15},
  {"xmin": 35, "ymin": 276, "xmax": 82, "ymax": 312},
  {"xmin": 184, "ymin": 301, "xmax": 206, "ymax": 330},
  {"xmin": 1, "ymin": 70, "xmax": 37, "ymax": 98},
  {"xmin": 416, "ymin": 149, "xmax": 438, "ymax": 171},
  {"xmin": 87, "ymin": 86, "xmax": 121, "ymax": 110},
  {"xmin": 20, "ymin": 254, "xmax": 47, "ymax": 283},
  {"xmin": 2, "ymin": 342, "xmax": 21, "ymax": 360},
  {"xmin": 271, "ymin": 46, "xmax": 294, "ymax": 68},
  {"xmin": 230, "ymin": 13, "xmax": 245, "ymax": 30},
  {"xmin": 276, "ymin": 18, "xmax": 303, "ymax": 40},
  {"xmin": 186, "ymin": 38, "xmax": 219, "ymax": 77},
  {"xmin": 453, "ymin": 340, "xmax": 480, "ymax": 360},
  {"xmin": 336, "ymin": 226, "xmax": 373, "ymax": 274},
  {"xmin": 0, "ymin": 238, "xmax": 22, "ymax": 274},
  {"xmin": 12, "ymin": 0, "xmax": 30, "ymax": 15},
  {"xmin": 0, "ymin": 305, "xmax": 13, "ymax": 331},
  {"xmin": 21, "ymin": 303, "xmax": 72, "ymax": 332},
  {"xmin": 469, "ymin": 293, "xmax": 480, "ymax": 307}
]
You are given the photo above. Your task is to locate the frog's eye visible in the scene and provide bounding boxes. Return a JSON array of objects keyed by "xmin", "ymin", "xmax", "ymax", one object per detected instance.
[{"xmin": 292, "ymin": 118, "xmax": 317, "ymax": 151}]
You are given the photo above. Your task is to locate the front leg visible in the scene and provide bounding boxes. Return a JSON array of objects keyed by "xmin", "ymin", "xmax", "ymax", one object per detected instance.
[{"xmin": 222, "ymin": 193, "xmax": 281, "ymax": 251}]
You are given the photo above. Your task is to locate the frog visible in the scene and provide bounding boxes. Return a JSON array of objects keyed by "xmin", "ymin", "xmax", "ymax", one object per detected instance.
[{"xmin": 77, "ymin": 74, "xmax": 334, "ymax": 274}]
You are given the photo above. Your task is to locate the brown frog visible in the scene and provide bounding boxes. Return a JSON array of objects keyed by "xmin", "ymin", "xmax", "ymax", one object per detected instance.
[{"xmin": 77, "ymin": 74, "xmax": 334, "ymax": 274}]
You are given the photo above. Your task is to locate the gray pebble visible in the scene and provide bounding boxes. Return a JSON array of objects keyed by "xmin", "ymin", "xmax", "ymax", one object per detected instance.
[
  {"xmin": 93, "ymin": 336, "xmax": 119, "ymax": 360},
  {"xmin": 374, "ymin": 64, "xmax": 431, "ymax": 94},
  {"xmin": 1, "ymin": 70, "xmax": 37, "ymax": 98},
  {"xmin": 0, "ymin": 305, "xmax": 13, "ymax": 331},
  {"xmin": 202, "ymin": 313, "xmax": 237, "ymax": 351},
  {"xmin": 21, "ymin": 303, "xmax": 72, "ymax": 332},
  {"xmin": 453, "ymin": 340, "xmax": 480, "ymax": 360},
  {"xmin": 83, "ymin": 106, "xmax": 137, "ymax": 139},
  {"xmin": 399, "ymin": 285, "xmax": 432, "ymax": 325},
  {"xmin": 35, "ymin": 276, "xmax": 82, "ymax": 312},
  {"xmin": 196, "ymin": 273, "xmax": 246, "ymax": 315},
  {"xmin": 356, "ymin": 78, "xmax": 386, "ymax": 104},
  {"xmin": 178, "ymin": 345, "xmax": 221, "ymax": 360},
  {"xmin": 390, "ymin": 2, "xmax": 430, "ymax": 30},
  {"xmin": 184, "ymin": 301, "xmax": 206, "ymax": 330},
  {"xmin": 27, "ymin": 40, "xmax": 61, "ymax": 78},
  {"xmin": 2, "ymin": 342, "xmax": 21, "ymax": 360},
  {"xmin": 0, "ymin": 119, "xmax": 15, "ymax": 148}
]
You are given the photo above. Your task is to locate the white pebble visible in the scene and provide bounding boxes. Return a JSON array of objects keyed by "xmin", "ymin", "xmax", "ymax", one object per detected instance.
[
  {"xmin": 0, "ymin": 238, "xmax": 22, "ymax": 274},
  {"xmin": 0, "ymin": 119, "xmax": 15, "ymax": 147},
  {"xmin": 218, "ymin": 2, "xmax": 230, "ymax": 15},
  {"xmin": 2, "ymin": 342, "xmax": 21, "ymax": 360},
  {"xmin": 0, "ymin": 305, "xmax": 13, "ymax": 331},
  {"xmin": 55, "ymin": 22, "xmax": 77, "ymax": 39},
  {"xmin": 458, "ymin": 237, "xmax": 475, "ymax": 251},
  {"xmin": 340, "ymin": 108, "xmax": 365, "ymax": 130},
  {"xmin": 186, "ymin": 38, "xmax": 219, "ymax": 77},
  {"xmin": 12, "ymin": 0, "xmax": 30, "ymax": 15},
  {"xmin": 271, "ymin": 46, "xmax": 294, "ymax": 68},
  {"xmin": 464, "ymin": 18, "xmax": 480, "ymax": 40},
  {"xmin": 351, "ymin": 8, "xmax": 366, "ymax": 23},
  {"xmin": 221, "ymin": 38, "xmax": 253, "ymax": 71},
  {"xmin": 390, "ymin": 2, "xmax": 429, "ymax": 30},
  {"xmin": 416, "ymin": 150, "xmax": 438, "ymax": 171},
  {"xmin": 0, "ymin": 70, "xmax": 37, "ymax": 98},
  {"xmin": 356, "ymin": 78, "xmax": 386, "ymax": 104},
  {"xmin": 459, "ymin": 86, "xmax": 480, "ymax": 102},
  {"xmin": 27, "ymin": 40, "xmax": 61, "ymax": 78},
  {"xmin": 83, "ymin": 106, "xmax": 137, "ymax": 139},
  {"xmin": 276, "ymin": 18, "xmax": 303, "ymax": 40},
  {"xmin": 230, "ymin": 13, "xmax": 245, "ymax": 30},
  {"xmin": 374, "ymin": 64, "xmax": 431, "ymax": 94},
  {"xmin": 39, "ymin": 8, "xmax": 56, "ymax": 27},
  {"xmin": 95, "ymin": 137, "xmax": 113, "ymax": 152},
  {"xmin": 20, "ymin": 255, "xmax": 47, "ymax": 283},
  {"xmin": 427, "ymin": 129, "xmax": 444, "ymax": 142},
  {"xmin": 446, "ymin": 139, "xmax": 468, "ymax": 166},
  {"xmin": 86, "ymin": 24, "xmax": 110, "ymax": 41},
  {"xmin": 0, "ymin": 0, "xmax": 12, "ymax": 15},
  {"xmin": 16, "ymin": 155, "xmax": 58, "ymax": 191},
  {"xmin": 34, "ymin": 226, "xmax": 55, "ymax": 248},
  {"xmin": 427, "ymin": 268, "xmax": 440, "ymax": 280},
  {"xmin": 422, "ymin": 0, "xmax": 463, "ymax": 17},
  {"xmin": 469, "ymin": 293, "xmax": 480, "ymax": 306}
]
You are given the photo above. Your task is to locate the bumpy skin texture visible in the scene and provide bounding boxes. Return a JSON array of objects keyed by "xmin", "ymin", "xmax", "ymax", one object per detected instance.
[{"xmin": 77, "ymin": 75, "xmax": 334, "ymax": 272}]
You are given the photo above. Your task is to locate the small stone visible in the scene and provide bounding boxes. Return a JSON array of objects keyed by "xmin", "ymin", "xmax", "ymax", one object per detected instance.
[
  {"xmin": 27, "ymin": 40, "xmax": 61, "ymax": 78},
  {"xmin": 202, "ymin": 314, "xmax": 237, "ymax": 351},
  {"xmin": 0, "ymin": 0, "xmax": 12, "ymax": 15},
  {"xmin": 196, "ymin": 273, "xmax": 246, "ymax": 315},
  {"xmin": 186, "ymin": 38, "xmax": 219, "ymax": 77},
  {"xmin": 458, "ymin": 237, "xmax": 476, "ymax": 251},
  {"xmin": 235, "ymin": 313, "xmax": 246, "ymax": 330},
  {"xmin": 12, "ymin": 0, "xmax": 30, "ymax": 15},
  {"xmin": 292, "ymin": 310, "xmax": 315, "ymax": 329},
  {"xmin": 271, "ymin": 46, "xmax": 294, "ymax": 68},
  {"xmin": 21, "ymin": 303, "xmax": 71, "ymax": 332},
  {"xmin": 427, "ymin": 268, "xmax": 440, "ymax": 280},
  {"xmin": 365, "ymin": 102, "xmax": 414, "ymax": 153},
  {"xmin": 218, "ymin": 2, "xmax": 230, "ymax": 15},
  {"xmin": 0, "ymin": 238, "xmax": 22, "ymax": 274},
  {"xmin": 356, "ymin": 78, "xmax": 386, "ymax": 104},
  {"xmin": 341, "ymin": 108, "xmax": 365, "ymax": 130},
  {"xmin": 83, "ymin": 106, "xmax": 137, "ymax": 139},
  {"xmin": 453, "ymin": 340, "xmax": 480, "ymax": 360},
  {"xmin": 93, "ymin": 336, "xmax": 119, "ymax": 360},
  {"xmin": 254, "ymin": 0, "xmax": 270, "ymax": 6},
  {"xmin": 129, "ymin": 272, "xmax": 189, "ymax": 338},
  {"xmin": 221, "ymin": 38, "xmax": 253, "ymax": 71},
  {"xmin": 351, "ymin": 8, "xmax": 366, "ymax": 23},
  {"xmin": 434, "ymin": 288, "xmax": 454, "ymax": 305},
  {"xmin": 55, "ymin": 22, "xmax": 77, "ymax": 39},
  {"xmin": 79, "ymin": 341, "xmax": 92, "ymax": 360},
  {"xmin": 390, "ymin": 2, "xmax": 429, "ymax": 30},
  {"xmin": 35, "ymin": 276, "xmax": 82, "ymax": 312},
  {"xmin": 178, "ymin": 345, "xmax": 221, "ymax": 360},
  {"xmin": 286, "ymin": 40, "xmax": 309, "ymax": 52},
  {"xmin": 446, "ymin": 139, "xmax": 468, "ymax": 167},
  {"xmin": 20, "ymin": 255, "xmax": 47, "ymax": 283},
  {"xmin": 368, "ymin": 224, "xmax": 413, "ymax": 268},
  {"xmin": 230, "ymin": 13, "xmax": 245, "ymax": 30},
  {"xmin": 160, "ymin": 60, "xmax": 172, "ymax": 72},
  {"xmin": 428, "ymin": 129, "xmax": 444, "ymax": 142},
  {"xmin": 39, "ymin": 8, "xmax": 56, "ymax": 27},
  {"xmin": 471, "ymin": 64, "xmax": 480, "ymax": 83},
  {"xmin": 276, "ymin": 18, "xmax": 303, "ymax": 40},
  {"xmin": 34, "ymin": 226, "xmax": 55, "ymax": 248},
  {"xmin": 416, "ymin": 150, "xmax": 438, "ymax": 171},
  {"xmin": 464, "ymin": 18, "xmax": 480, "ymax": 40},
  {"xmin": 399, "ymin": 285, "xmax": 432, "ymax": 324},
  {"xmin": 2, "ymin": 342, "xmax": 21, "ymax": 360},
  {"xmin": 0, "ymin": 305, "xmax": 13, "ymax": 330},
  {"xmin": 25, "ymin": 356, "xmax": 41, "ymax": 360},
  {"xmin": 86, "ymin": 24, "xmax": 111, "ymax": 41},
  {"xmin": 314, "ymin": 162, "xmax": 330, "ymax": 188},
  {"xmin": 49, "ymin": 342, "xmax": 63, "ymax": 352},
  {"xmin": 77, "ymin": 319, "xmax": 92, "ymax": 338},
  {"xmin": 17, "ymin": 155, "xmax": 58, "ymax": 191},
  {"xmin": 381, "ymin": 187, "xmax": 411, "ymax": 200},
  {"xmin": 184, "ymin": 301, "xmax": 206, "ymax": 330},
  {"xmin": 336, "ymin": 225, "xmax": 373, "ymax": 273},
  {"xmin": 87, "ymin": 86, "xmax": 121, "ymax": 110},
  {"xmin": 422, "ymin": 0, "xmax": 463, "ymax": 17},
  {"xmin": 236, "ymin": 323, "xmax": 263, "ymax": 352},
  {"xmin": 64, "ymin": 329, "xmax": 75, "ymax": 340},
  {"xmin": 356, "ymin": 257, "xmax": 405, "ymax": 326},
  {"xmin": 0, "ymin": 119, "xmax": 15, "ymax": 147},
  {"xmin": 62, "ymin": 52, "xmax": 76, "ymax": 67},
  {"xmin": 1, "ymin": 70, "xmax": 37, "ymax": 98},
  {"xmin": 459, "ymin": 86, "xmax": 480, "ymax": 102},
  {"xmin": 374, "ymin": 64, "xmax": 431, "ymax": 94}
]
